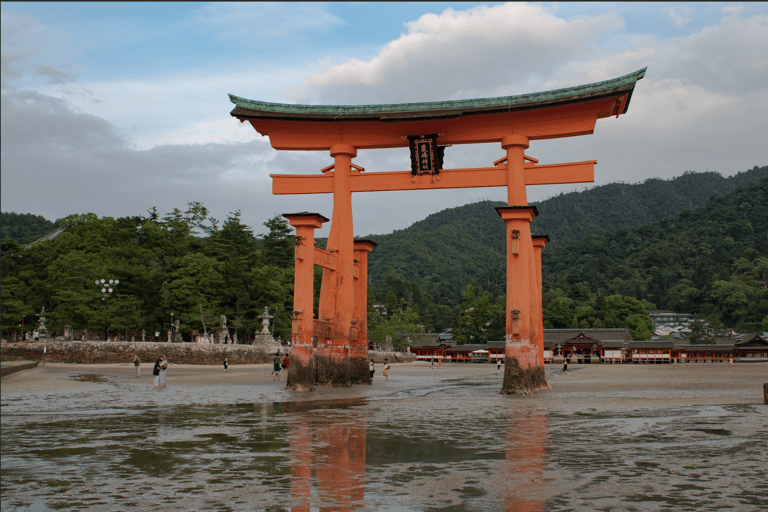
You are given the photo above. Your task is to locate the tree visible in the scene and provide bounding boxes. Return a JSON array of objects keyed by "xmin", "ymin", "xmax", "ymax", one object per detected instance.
[
  {"xmin": 368, "ymin": 305, "xmax": 425, "ymax": 347},
  {"xmin": 687, "ymin": 319, "xmax": 707, "ymax": 344},
  {"xmin": 159, "ymin": 253, "xmax": 225, "ymax": 336},
  {"xmin": 452, "ymin": 285, "xmax": 504, "ymax": 344},
  {"xmin": 262, "ymin": 215, "xmax": 294, "ymax": 268}
]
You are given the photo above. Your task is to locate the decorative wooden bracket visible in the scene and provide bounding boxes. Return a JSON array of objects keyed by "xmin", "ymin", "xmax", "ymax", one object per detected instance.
[
  {"xmin": 510, "ymin": 229, "xmax": 520, "ymax": 255},
  {"xmin": 320, "ymin": 163, "xmax": 365, "ymax": 174},
  {"xmin": 493, "ymin": 154, "xmax": 539, "ymax": 166},
  {"xmin": 511, "ymin": 309, "xmax": 521, "ymax": 335}
]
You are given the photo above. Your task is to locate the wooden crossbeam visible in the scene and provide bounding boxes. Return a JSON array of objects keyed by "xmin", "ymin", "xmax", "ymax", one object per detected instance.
[
  {"xmin": 313, "ymin": 247, "xmax": 337, "ymax": 271},
  {"xmin": 312, "ymin": 247, "xmax": 361, "ymax": 279},
  {"xmin": 271, "ymin": 161, "xmax": 595, "ymax": 195}
]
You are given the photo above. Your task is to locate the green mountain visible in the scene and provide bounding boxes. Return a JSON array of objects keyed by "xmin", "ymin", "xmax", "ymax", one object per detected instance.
[
  {"xmin": 543, "ymin": 177, "xmax": 768, "ymax": 331},
  {"xmin": 0, "ymin": 212, "xmax": 58, "ymax": 245},
  {"xmin": 365, "ymin": 166, "xmax": 768, "ymax": 308}
]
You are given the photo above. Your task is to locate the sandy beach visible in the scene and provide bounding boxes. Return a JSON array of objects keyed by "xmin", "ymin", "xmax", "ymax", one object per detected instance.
[{"xmin": 2, "ymin": 360, "xmax": 766, "ymax": 410}]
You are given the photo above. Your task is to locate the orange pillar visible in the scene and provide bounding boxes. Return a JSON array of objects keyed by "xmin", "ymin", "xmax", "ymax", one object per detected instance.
[
  {"xmin": 352, "ymin": 240, "xmax": 377, "ymax": 384},
  {"xmin": 316, "ymin": 144, "xmax": 358, "ymax": 386},
  {"xmin": 284, "ymin": 213, "xmax": 328, "ymax": 391},
  {"xmin": 532, "ymin": 235, "xmax": 550, "ymax": 371},
  {"xmin": 504, "ymin": 134, "xmax": 529, "ymax": 206},
  {"xmin": 498, "ymin": 135, "xmax": 547, "ymax": 393}
]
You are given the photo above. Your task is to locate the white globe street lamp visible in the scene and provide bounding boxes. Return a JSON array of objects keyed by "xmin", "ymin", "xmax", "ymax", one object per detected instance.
[{"xmin": 95, "ymin": 278, "xmax": 120, "ymax": 340}]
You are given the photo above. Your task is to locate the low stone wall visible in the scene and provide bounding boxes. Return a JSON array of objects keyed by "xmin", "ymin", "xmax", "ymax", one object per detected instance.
[
  {"xmin": 0, "ymin": 341, "xmax": 416, "ymax": 366},
  {"xmin": 0, "ymin": 341, "xmax": 285, "ymax": 365},
  {"xmin": 369, "ymin": 350, "xmax": 416, "ymax": 364},
  {"xmin": 1, "ymin": 361, "xmax": 39, "ymax": 378}
]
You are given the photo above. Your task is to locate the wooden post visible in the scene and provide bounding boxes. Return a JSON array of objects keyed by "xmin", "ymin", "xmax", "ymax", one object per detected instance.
[
  {"xmin": 353, "ymin": 240, "xmax": 377, "ymax": 384},
  {"xmin": 316, "ymin": 144, "xmax": 358, "ymax": 386},
  {"xmin": 532, "ymin": 235, "xmax": 549, "ymax": 368},
  {"xmin": 497, "ymin": 205, "xmax": 548, "ymax": 394},
  {"xmin": 284, "ymin": 213, "xmax": 329, "ymax": 391}
]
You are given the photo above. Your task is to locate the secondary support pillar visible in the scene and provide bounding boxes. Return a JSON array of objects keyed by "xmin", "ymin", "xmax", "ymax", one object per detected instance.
[
  {"xmin": 532, "ymin": 235, "xmax": 550, "ymax": 369},
  {"xmin": 496, "ymin": 206, "xmax": 547, "ymax": 393},
  {"xmin": 352, "ymin": 240, "xmax": 377, "ymax": 384},
  {"xmin": 284, "ymin": 213, "xmax": 329, "ymax": 391},
  {"xmin": 316, "ymin": 144, "xmax": 358, "ymax": 386}
]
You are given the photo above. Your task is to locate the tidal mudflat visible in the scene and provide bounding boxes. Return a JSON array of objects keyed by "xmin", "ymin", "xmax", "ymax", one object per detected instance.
[{"xmin": 2, "ymin": 361, "xmax": 766, "ymax": 511}]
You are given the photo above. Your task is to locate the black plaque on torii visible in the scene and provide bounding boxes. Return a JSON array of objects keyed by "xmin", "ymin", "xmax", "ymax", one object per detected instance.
[{"xmin": 407, "ymin": 134, "xmax": 445, "ymax": 176}]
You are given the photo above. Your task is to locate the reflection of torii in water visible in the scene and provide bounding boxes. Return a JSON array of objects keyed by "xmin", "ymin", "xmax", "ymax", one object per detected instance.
[{"xmin": 229, "ymin": 68, "xmax": 646, "ymax": 393}]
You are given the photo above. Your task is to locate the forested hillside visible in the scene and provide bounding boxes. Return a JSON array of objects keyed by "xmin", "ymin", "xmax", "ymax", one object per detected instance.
[
  {"xmin": 542, "ymin": 178, "xmax": 768, "ymax": 332},
  {"xmin": 0, "ymin": 212, "xmax": 57, "ymax": 245},
  {"xmin": 1, "ymin": 207, "xmax": 298, "ymax": 342}
]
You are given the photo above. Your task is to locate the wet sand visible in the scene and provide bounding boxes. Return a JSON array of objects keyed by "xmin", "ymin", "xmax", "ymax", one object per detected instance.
[
  {"xmin": 2, "ymin": 360, "xmax": 766, "ymax": 410},
  {"xmin": 2, "ymin": 361, "xmax": 767, "ymax": 511}
]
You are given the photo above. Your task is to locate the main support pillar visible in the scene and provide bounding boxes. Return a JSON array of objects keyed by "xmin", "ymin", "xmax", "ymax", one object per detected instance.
[
  {"xmin": 284, "ymin": 213, "xmax": 329, "ymax": 391},
  {"xmin": 497, "ymin": 205, "xmax": 548, "ymax": 394},
  {"xmin": 499, "ymin": 134, "xmax": 549, "ymax": 394},
  {"xmin": 352, "ymin": 240, "xmax": 377, "ymax": 384},
  {"xmin": 532, "ymin": 235, "xmax": 550, "ymax": 368},
  {"xmin": 316, "ymin": 144, "xmax": 359, "ymax": 386}
]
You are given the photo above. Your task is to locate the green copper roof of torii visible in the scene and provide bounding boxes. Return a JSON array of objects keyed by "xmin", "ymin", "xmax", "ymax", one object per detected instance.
[{"xmin": 230, "ymin": 67, "xmax": 646, "ymax": 122}]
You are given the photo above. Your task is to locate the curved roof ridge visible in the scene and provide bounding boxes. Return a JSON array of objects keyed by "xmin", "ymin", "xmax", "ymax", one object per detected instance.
[{"xmin": 229, "ymin": 67, "xmax": 646, "ymax": 118}]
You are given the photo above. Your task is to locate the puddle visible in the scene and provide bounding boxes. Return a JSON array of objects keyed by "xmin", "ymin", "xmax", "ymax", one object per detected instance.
[{"xmin": 70, "ymin": 374, "xmax": 109, "ymax": 383}]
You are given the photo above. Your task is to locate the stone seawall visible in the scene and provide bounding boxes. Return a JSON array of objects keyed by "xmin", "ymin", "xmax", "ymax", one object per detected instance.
[
  {"xmin": 1, "ymin": 361, "xmax": 39, "ymax": 378},
  {"xmin": 0, "ymin": 341, "xmax": 285, "ymax": 365},
  {"xmin": 0, "ymin": 341, "xmax": 416, "ymax": 366}
]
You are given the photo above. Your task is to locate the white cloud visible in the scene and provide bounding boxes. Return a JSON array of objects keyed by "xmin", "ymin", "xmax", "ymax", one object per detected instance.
[
  {"xmin": 0, "ymin": 9, "xmax": 78, "ymax": 88},
  {"xmin": 668, "ymin": 5, "xmax": 691, "ymax": 26},
  {"xmin": 297, "ymin": 3, "xmax": 623, "ymax": 104},
  {"xmin": 722, "ymin": 5, "xmax": 745, "ymax": 17}
]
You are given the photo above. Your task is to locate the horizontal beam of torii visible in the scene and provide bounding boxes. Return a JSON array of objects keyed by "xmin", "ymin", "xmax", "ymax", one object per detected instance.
[{"xmin": 271, "ymin": 160, "xmax": 595, "ymax": 195}]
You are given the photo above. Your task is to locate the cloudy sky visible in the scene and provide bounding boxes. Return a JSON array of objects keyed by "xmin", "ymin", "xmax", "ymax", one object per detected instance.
[{"xmin": 2, "ymin": 2, "xmax": 767, "ymax": 238}]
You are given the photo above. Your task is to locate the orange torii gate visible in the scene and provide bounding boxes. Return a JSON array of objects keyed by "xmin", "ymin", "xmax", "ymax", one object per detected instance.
[{"xmin": 230, "ymin": 68, "xmax": 645, "ymax": 393}]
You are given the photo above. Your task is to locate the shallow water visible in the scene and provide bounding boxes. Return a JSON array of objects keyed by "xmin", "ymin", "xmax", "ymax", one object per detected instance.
[{"xmin": 2, "ymin": 369, "xmax": 767, "ymax": 511}]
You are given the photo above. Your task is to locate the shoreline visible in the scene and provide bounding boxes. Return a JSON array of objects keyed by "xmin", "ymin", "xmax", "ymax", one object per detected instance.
[{"xmin": 2, "ymin": 361, "xmax": 766, "ymax": 413}]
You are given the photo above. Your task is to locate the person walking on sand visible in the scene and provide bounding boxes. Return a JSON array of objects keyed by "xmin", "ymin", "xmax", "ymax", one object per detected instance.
[
  {"xmin": 153, "ymin": 357, "xmax": 163, "ymax": 388},
  {"xmin": 159, "ymin": 356, "xmax": 168, "ymax": 386},
  {"xmin": 272, "ymin": 353, "xmax": 281, "ymax": 381},
  {"xmin": 438, "ymin": 358, "xmax": 442, "ymax": 369},
  {"xmin": 431, "ymin": 358, "xmax": 434, "ymax": 369},
  {"xmin": 383, "ymin": 358, "xmax": 391, "ymax": 380},
  {"xmin": 281, "ymin": 354, "xmax": 290, "ymax": 380},
  {"xmin": 134, "ymin": 354, "xmax": 141, "ymax": 378},
  {"xmin": 223, "ymin": 358, "xmax": 229, "ymax": 372},
  {"xmin": 497, "ymin": 359, "xmax": 501, "ymax": 372},
  {"xmin": 563, "ymin": 359, "xmax": 568, "ymax": 375},
  {"xmin": 369, "ymin": 359, "xmax": 375, "ymax": 380}
]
